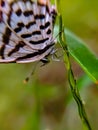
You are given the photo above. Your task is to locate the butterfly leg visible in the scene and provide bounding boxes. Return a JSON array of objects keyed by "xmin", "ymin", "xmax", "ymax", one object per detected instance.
[
  {"xmin": 51, "ymin": 48, "xmax": 62, "ymax": 62},
  {"xmin": 24, "ymin": 58, "xmax": 50, "ymax": 83},
  {"xmin": 40, "ymin": 57, "xmax": 50, "ymax": 66},
  {"xmin": 24, "ymin": 62, "xmax": 39, "ymax": 83}
]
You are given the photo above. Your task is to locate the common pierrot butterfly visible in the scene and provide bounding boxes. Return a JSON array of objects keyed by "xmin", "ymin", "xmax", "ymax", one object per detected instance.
[{"xmin": 0, "ymin": 0, "xmax": 57, "ymax": 63}]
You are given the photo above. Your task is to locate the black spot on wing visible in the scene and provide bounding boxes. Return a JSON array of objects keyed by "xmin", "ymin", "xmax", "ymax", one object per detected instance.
[
  {"xmin": 17, "ymin": 22, "xmax": 25, "ymax": 28},
  {"xmin": 0, "ymin": 44, "xmax": 5, "ymax": 59},
  {"xmin": 46, "ymin": 5, "xmax": 50, "ymax": 14},
  {"xmin": 40, "ymin": 22, "xmax": 50, "ymax": 30},
  {"xmin": 21, "ymin": 31, "xmax": 41, "ymax": 38},
  {"xmin": 8, "ymin": 41, "xmax": 25, "ymax": 56},
  {"xmin": 23, "ymin": 10, "xmax": 33, "ymax": 17},
  {"xmin": 34, "ymin": 14, "xmax": 45, "ymax": 20},
  {"xmin": 14, "ymin": 21, "xmax": 36, "ymax": 33},
  {"xmin": 17, "ymin": 21, "xmax": 36, "ymax": 29},
  {"xmin": 2, "ymin": 28, "xmax": 11, "ymax": 44},
  {"xmin": 26, "ymin": 21, "xmax": 36, "ymax": 29},
  {"xmin": 1, "ymin": 0, "xmax": 5, "ymax": 7},
  {"xmin": 16, "ymin": 9, "xmax": 22, "ymax": 16},
  {"xmin": 16, "ymin": 43, "xmax": 54, "ymax": 61},
  {"xmin": 1, "ymin": 6, "xmax": 12, "ymax": 59},
  {"xmin": 29, "ymin": 38, "xmax": 49, "ymax": 45},
  {"xmin": 32, "ymin": 31, "xmax": 41, "ymax": 35},
  {"xmin": 14, "ymin": 27, "xmax": 22, "ymax": 33},
  {"xmin": 21, "ymin": 34, "xmax": 32, "ymax": 38},
  {"xmin": 47, "ymin": 29, "xmax": 51, "ymax": 35},
  {"xmin": 51, "ymin": 9, "xmax": 57, "ymax": 26}
]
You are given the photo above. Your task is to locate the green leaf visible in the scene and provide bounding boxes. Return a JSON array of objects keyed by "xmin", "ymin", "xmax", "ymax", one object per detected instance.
[
  {"xmin": 77, "ymin": 74, "xmax": 93, "ymax": 90},
  {"xmin": 54, "ymin": 27, "xmax": 98, "ymax": 84}
]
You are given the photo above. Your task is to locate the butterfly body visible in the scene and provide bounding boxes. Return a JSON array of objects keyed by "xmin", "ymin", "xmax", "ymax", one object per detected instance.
[{"xmin": 0, "ymin": 0, "xmax": 57, "ymax": 63}]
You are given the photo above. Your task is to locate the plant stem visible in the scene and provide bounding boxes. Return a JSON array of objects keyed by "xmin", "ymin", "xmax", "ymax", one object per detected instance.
[{"xmin": 58, "ymin": 14, "xmax": 92, "ymax": 130}]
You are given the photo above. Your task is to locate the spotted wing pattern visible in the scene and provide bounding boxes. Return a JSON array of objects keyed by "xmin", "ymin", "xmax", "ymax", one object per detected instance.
[{"xmin": 0, "ymin": 0, "xmax": 57, "ymax": 63}]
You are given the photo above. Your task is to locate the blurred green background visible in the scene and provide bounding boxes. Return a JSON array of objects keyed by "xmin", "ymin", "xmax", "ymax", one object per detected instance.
[{"xmin": 0, "ymin": 0, "xmax": 98, "ymax": 130}]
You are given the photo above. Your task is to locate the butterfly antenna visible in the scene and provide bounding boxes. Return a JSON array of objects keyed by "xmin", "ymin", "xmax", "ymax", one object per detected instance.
[{"xmin": 23, "ymin": 62, "xmax": 39, "ymax": 83}]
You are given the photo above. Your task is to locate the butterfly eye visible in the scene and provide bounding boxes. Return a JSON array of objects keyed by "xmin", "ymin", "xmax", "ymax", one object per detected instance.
[{"xmin": 1, "ymin": 1, "xmax": 5, "ymax": 7}]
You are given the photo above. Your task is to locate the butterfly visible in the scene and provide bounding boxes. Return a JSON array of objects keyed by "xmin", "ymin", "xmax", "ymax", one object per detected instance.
[{"xmin": 0, "ymin": 0, "xmax": 57, "ymax": 64}]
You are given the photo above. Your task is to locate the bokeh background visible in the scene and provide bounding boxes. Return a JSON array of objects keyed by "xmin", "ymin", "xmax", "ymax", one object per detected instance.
[{"xmin": 0, "ymin": 0, "xmax": 98, "ymax": 130}]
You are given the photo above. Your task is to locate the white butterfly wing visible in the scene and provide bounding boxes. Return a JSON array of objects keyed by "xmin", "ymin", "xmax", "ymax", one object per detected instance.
[{"xmin": 0, "ymin": 0, "xmax": 57, "ymax": 63}]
